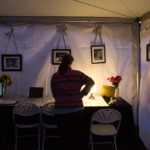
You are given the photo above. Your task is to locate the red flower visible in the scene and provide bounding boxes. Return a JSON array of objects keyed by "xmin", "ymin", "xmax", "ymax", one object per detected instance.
[
  {"xmin": 116, "ymin": 75, "xmax": 122, "ymax": 81},
  {"xmin": 107, "ymin": 75, "xmax": 122, "ymax": 87},
  {"xmin": 110, "ymin": 77, "xmax": 115, "ymax": 82}
]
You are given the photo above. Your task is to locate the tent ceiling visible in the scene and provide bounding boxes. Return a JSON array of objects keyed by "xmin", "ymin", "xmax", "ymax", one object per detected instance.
[{"xmin": 0, "ymin": 0, "xmax": 150, "ymax": 18}]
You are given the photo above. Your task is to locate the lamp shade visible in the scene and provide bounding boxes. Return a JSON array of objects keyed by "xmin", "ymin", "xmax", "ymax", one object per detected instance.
[{"xmin": 101, "ymin": 85, "xmax": 115, "ymax": 97}]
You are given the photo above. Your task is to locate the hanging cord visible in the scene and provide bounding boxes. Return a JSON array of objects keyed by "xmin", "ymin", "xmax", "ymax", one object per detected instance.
[
  {"xmin": 56, "ymin": 24, "xmax": 67, "ymax": 49},
  {"xmin": 93, "ymin": 24, "xmax": 103, "ymax": 45},
  {"xmin": 5, "ymin": 30, "xmax": 12, "ymax": 54},
  {"xmin": 5, "ymin": 25, "xmax": 19, "ymax": 54},
  {"xmin": 11, "ymin": 26, "xmax": 19, "ymax": 54}
]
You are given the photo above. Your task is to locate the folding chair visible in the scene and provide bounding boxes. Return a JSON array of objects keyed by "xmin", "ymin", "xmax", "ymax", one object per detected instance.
[
  {"xmin": 41, "ymin": 102, "xmax": 59, "ymax": 150},
  {"xmin": 12, "ymin": 103, "xmax": 41, "ymax": 150},
  {"xmin": 90, "ymin": 108, "xmax": 122, "ymax": 150}
]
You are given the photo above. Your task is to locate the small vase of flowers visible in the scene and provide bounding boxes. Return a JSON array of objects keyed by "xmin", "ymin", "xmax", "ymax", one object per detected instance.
[
  {"xmin": 0, "ymin": 74, "xmax": 13, "ymax": 99},
  {"xmin": 107, "ymin": 75, "xmax": 122, "ymax": 98}
]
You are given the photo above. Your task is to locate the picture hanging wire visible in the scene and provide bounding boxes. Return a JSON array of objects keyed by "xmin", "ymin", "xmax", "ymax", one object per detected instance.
[
  {"xmin": 93, "ymin": 24, "xmax": 103, "ymax": 45},
  {"xmin": 56, "ymin": 24, "xmax": 67, "ymax": 49},
  {"xmin": 5, "ymin": 25, "xmax": 19, "ymax": 54}
]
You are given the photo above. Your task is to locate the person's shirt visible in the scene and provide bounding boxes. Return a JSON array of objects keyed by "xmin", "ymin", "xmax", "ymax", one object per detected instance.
[{"xmin": 51, "ymin": 67, "xmax": 94, "ymax": 114}]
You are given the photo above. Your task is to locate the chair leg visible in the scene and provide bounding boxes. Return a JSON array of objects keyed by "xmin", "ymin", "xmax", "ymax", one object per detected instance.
[
  {"xmin": 90, "ymin": 134, "xmax": 94, "ymax": 150},
  {"xmin": 15, "ymin": 128, "xmax": 18, "ymax": 150},
  {"xmin": 113, "ymin": 135, "xmax": 117, "ymax": 150},
  {"xmin": 88, "ymin": 134, "xmax": 91, "ymax": 148},
  {"xmin": 42, "ymin": 128, "xmax": 46, "ymax": 150},
  {"xmin": 38, "ymin": 126, "xmax": 40, "ymax": 150}
]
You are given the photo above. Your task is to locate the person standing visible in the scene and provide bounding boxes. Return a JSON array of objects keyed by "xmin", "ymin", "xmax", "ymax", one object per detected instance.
[{"xmin": 51, "ymin": 54, "xmax": 94, "ymax": 150}]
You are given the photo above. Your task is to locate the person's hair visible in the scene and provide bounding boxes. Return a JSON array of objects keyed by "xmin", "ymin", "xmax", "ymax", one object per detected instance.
[{"xmin": 58, "ymin": 54, "xmax": 74, "ymax": 74}]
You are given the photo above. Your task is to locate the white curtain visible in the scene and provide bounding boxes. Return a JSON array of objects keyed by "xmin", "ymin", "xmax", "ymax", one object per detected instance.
[
  {"xmin": 139, "ymin": 18, "xmax": 150, "ymax": 149},
  {"xmin": 0, "ymin": 22, "xmax": 138, "ymax": 122}
]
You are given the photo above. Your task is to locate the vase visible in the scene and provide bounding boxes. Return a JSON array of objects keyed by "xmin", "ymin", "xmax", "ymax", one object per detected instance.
[
  {"xmin": 3, "ymin": 86, "xmax": 8, "ymax": 99},
  {"xmin": 114, "ymin": 87, "xmax": 119, "ymax": 98}
]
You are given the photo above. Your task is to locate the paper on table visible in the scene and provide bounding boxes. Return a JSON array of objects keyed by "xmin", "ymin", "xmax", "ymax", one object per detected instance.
[
  {"xmin": 0, "ymin": 100, "xmax": 18, "ymax": 105},
  {"xmin": 83, "ymin": 96, "xmax": 109, "ymax": 107}
]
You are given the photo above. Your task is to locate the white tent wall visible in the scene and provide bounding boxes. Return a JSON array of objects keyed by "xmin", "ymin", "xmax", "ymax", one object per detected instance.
[
  {"xmin": 0, "ymin": 22, "xmax": 138, "ymax": 123},
  {"xmin": 139, "ymin": 18, "xmax": 150, "ymax": 149}
]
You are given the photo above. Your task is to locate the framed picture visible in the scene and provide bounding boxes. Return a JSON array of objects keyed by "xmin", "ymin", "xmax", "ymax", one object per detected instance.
[
  {"xmin": 147, "ymin": 43, "xmax": 150, "ymax": 61},
  {"xmin": 91, "ymin": 45, "xmax": 106, "ymax": 64},
  {"xmin": 52, "ymin": 49, "xmax": 71, "ymax": 65},
  {"xmin": 1, "ymin": 54, "xmax": 22, "ymax": 71}
]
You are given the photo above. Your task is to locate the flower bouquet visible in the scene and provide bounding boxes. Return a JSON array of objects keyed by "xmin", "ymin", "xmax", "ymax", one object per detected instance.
[
  {"xmin": 107, "ymin": 75, "xmax": 122, "ymax": 98},
  {"xmin": 107, "ymin": 75, "xmax": 122, "ymax": 88},
  {"xmin": 0, "ymin": 74, "xmax": 13, "ymax": 98}
]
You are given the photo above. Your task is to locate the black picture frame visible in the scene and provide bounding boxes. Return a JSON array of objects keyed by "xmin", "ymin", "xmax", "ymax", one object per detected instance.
[
  {"xmin": 52, "ymin": 49, "xmax": 71, "ymax": 65},
  {"xmin": 147, "ymin": 43, "xmax": 150, "ymax": 61},
  {"xmin": 1, "ymin": 54, "xmax": 22, "ymax": 71},
  {"xmin": 91, "ymin": 45, "xmax": 106, "ymax": 64}
]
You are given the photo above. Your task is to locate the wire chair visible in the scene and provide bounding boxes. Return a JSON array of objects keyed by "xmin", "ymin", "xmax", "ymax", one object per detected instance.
[
  {"xmin": 41, "ymin": 102, "xmax": 59, "ymax": 150},
  {"xmin": 12, "ymin": 102, "xmax": 41, "ymax": 150}
]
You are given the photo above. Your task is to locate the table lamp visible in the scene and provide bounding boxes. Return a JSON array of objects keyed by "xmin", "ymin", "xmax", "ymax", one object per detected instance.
[{"xmin": 89, "ymin": 85, "xmax": 96, "ymax": 99}]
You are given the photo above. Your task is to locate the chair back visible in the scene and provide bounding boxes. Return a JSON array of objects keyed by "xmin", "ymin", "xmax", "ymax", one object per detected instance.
[
  {"xmin": 91, "ymin": 108, "xmax": 122, "ymax": 124},
  {"xmin": 13, "ymin": 102, "xmax": 41, "ymax": 116},
  {"xmin": 41, "ymin": 102, "xmax": 55, "ymax": 116}
]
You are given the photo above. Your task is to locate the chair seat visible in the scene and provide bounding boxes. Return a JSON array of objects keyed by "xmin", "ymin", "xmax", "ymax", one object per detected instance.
[
  {"xmin": 43, "ymin": 123, "xmax": 58, "ymax": 128},
  {"xmin": 91, "ymin": 124, "xmax": 117, "ymax": 136},
  {"xmin": 16, "ymin": 123, "xmax": 40, "ymax": 128}
]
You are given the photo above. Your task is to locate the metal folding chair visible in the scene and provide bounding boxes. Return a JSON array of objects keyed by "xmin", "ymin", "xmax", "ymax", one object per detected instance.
[
  {"xmin": 41, "ymin": 102, "xmax": 59, "ymax": 150},
  {"xmin": 90, "ymin": 108, "xmax": 122, "ymax": 150},
  {"xmin": 12, "ymin": 102, "xmax": 41, "ymax": 150}
]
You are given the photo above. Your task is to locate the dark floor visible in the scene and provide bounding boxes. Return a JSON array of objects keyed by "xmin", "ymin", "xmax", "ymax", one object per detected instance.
[
  {"xmin": 16, "ymin": 126, "xmax": 147, "ymax": 150},
  {"xmin": 134, "ymin": 126, "xmax": 147, "ymax": 150}
]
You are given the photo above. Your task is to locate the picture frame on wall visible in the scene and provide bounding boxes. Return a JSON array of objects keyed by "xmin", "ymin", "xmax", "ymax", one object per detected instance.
[
  {"xmin": 52, "ymin": 49, "xmax": 71, "ymax": 65},
  {"xmin": 1, "ymin": 54, "xmax": 22, "ymax": 71},
  {"xmin": 147, "ymin": 43, "xmax": 150, "ymax": 61},
  {"xmin": 91, "ymin": 45, "xmax": 106, "ymax": 64}
]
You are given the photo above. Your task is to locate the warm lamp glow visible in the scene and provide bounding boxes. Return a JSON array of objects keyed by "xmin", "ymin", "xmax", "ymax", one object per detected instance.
[
  {"xmin": 90, "ymin": 85, "xmax": 96, "ymax": 93},
  {"xmin": 89, "ymin": 85, "xmax": 96, "ymax": 99}
]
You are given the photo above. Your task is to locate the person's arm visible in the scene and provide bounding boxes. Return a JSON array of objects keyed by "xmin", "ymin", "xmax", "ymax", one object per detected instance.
[{"xmin": 80, "ymin": 74, "xmax": 95, "ymax": 98}]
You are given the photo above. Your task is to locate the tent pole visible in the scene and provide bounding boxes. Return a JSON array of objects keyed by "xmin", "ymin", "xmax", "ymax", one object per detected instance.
[
  {"xmin": 0, "ymin": 16, "xmax": 136, "ymax": 24},
  {"xmin": 136, "ymin": 18, "xmax": 141, "ymax": 126}
]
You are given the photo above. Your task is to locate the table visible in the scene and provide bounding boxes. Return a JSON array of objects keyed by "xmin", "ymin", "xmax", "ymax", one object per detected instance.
[
  {"xmin": 0, "ymin": 96, "xmax": 136, "ymax": 150},
  {"xmin": 83, "ymin": 96, "xmax": 109, "ymax": 107},
  {"xmin": 0, "ymin": 96, "xmax": 54, "ymax": 107}
]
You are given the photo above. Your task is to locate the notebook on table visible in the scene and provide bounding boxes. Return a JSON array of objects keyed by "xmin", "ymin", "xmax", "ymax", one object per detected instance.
[{"xmin": 29, "ymin": 87, "xmax": 44, "ymax": 98}]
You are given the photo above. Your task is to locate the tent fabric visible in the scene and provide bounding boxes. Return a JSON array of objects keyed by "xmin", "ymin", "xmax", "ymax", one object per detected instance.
[
  {"xmin": 139, "ymin": 18, "xmax": 150, "ymax": 148},
  {"xmin": 0, "ymin": 23, "xmax": 138, "ymax": 121}
]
